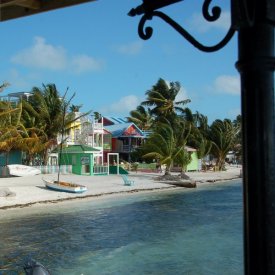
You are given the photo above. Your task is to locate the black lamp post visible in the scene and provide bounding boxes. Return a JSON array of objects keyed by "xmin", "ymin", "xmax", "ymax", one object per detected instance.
[{"xmin": 129, "ymin": 1, "xmax": 275, "ymax": 274}]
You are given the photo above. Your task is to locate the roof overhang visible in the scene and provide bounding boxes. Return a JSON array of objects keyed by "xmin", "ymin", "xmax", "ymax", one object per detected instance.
[{"xmin": 0, "ymin": 0, "xmax": 96, "ymax": 22}]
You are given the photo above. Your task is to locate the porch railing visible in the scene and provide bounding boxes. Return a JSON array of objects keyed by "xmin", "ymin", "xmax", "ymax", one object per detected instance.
[
  {"xmin": 34, "ymin": 165, "xmax": 72, "ymax": 174},
  {"xmin": 93, "ymin": 165, "xmax": 108, "ymax": 175}
]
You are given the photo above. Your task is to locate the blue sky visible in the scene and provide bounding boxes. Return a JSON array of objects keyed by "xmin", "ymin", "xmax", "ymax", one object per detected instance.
[{"xmin": 0, "ymin": 0, "xmax": 240, "ymax": 123}]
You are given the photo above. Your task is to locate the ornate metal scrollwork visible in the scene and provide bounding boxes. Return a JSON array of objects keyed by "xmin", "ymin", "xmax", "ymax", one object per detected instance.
[
  {"xmin": 202, "ymin": 0, "xmax": 221, "ymax": 22},
  {"xmin": 129, "ymin": 0, "xmax": 236, "ymax": 53}
]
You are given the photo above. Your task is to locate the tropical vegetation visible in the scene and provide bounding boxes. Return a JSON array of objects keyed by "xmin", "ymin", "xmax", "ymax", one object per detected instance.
[
  {"xmin": 0, "ymin": 83, "xmax": 91, "ymax": 165},
  {"xmin": 0, "ymin": 78, "xmax": 241, "ymax": 172},
  {"xmin": 128, "ymin": 78, "xmax": 241, "ymax": 173}
]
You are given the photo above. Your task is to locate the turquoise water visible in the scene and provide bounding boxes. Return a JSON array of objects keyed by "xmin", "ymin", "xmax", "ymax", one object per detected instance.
[{"xmin": 0, "ymin": 180, "xmax": 243, "ymax": 275}]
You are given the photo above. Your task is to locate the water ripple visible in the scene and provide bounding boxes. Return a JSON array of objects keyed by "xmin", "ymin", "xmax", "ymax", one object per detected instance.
[{"xmin": 0, "ymin": 181, "xmax": 243, "ymax": 274}]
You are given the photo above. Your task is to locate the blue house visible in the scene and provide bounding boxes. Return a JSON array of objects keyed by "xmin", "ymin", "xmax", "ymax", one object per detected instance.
[{"xmin": 102, "ymin": 117, "xmax": 146, "ymax": 162}]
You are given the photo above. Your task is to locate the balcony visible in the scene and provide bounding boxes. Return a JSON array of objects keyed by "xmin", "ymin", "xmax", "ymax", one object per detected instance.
[
  {"xmin": 116, "ymin": 144, "xmax": 141, "ymax": 153},
  {"xmin": 90, "ymin": 122, "xmax": 103, "ymax": 133}
]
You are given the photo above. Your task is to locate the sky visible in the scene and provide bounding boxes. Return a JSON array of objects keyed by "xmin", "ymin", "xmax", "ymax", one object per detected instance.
[{"xmin": 0, "ymin": 0, "xmax": 240, "ymax": 123}]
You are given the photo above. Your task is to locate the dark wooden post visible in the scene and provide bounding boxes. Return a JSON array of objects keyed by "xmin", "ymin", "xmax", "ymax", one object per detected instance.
[{"xmin": 235, "ymin": 1, "xmax": 275, "ymax": 273}]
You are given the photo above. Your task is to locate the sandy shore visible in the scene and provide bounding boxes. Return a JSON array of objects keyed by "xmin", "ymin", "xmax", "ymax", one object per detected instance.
[{"xmin": 0, "ymin": 166, "xmax": 242, "ymax": 210}]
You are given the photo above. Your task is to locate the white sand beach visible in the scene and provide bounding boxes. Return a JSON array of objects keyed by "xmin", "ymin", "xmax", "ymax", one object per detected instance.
[{"xmin": 0, "ymin": 166, "xmax": 242, "ymax": 210}]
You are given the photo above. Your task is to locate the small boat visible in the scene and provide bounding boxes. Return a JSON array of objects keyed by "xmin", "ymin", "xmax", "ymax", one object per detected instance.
[
  {"xmin": 7, "ymin": 164, "xmax": 41, "ymax": 177},
  {"xmin": 43, "ymin": 95, "xmax": 87, "ymax": 194},
  {"xmin": 43, "ymin": 178, "xmax": 87, "ymax": 193}
]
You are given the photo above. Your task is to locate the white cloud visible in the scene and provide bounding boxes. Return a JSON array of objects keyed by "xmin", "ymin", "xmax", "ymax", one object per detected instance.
[
  {"xmin": 116, "ymin": 41, "xmax": 143, "ymax": 55},
  {"xmin": 71, "ymin": 55, "xmax": 104, "ymax": 74},
  {"xmin": 11, "ymin": 37, "xmax": 67, "ymax": 70},
  {"xmin": 213, "ymin": 75, "xmax": 240, "ymax": 95},
  {"xmin": 11, "ymin": 36, "xmax": 104, "ymax": 74},
  {"xmin": 100, "ymin": 95, "xmax": 140, "ymax": 115},
  {"xmin": 187, "ymin": 11, "xmax": 231, "ymax": 33}
]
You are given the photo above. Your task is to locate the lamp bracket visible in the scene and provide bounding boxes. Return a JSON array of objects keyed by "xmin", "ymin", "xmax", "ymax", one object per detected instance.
[{"xmin": 130, "ymin": 0, "xmax": 236, "ymax": 53}]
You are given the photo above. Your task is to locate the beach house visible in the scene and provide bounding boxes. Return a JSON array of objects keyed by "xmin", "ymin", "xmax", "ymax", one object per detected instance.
[
  {"xmin": 102, "ymin": 116, "xmax": 146, "ymax": 162},
  {"xmin": 185, "ymin": 146, "xmax": 200, "ymax": 171},
  {"xmin": 58, "ymin": 144, "xmax": 100, "ymax": 175},
  {"xmin": 64, "ymin": 113, "xmax": 108, "ymax": 170}
]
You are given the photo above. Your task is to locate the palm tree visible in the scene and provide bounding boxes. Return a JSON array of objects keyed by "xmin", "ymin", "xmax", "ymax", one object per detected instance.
[
  {"xmin": 180, "ymin": 107, "xmax": 194, "ymax": 123},
  {"xmin": 209, "ymin": 119, "xmax": 240, "ymax": 171},
  {"xmin": 187, "ymin": 112, "xmax": 212, "ymax": 170},
  {"xmin": 127, "ymin": 105, "xmax": 154, "ymax": 131},
  {"xmin": 0, "ymin": 81, "xmax": 10, "ymax": 93},
  {"xmin": 69, "ymin": 104, "xmax": 83, "ymax": 112},
  {"xmin": 142, "ymin": 122, "xmax": 187, "ymax": 175},
  {"xmin": 142, "ymin": 78, "xmax": 191, "ymax": 122},
  {"xmin": 0, "ymin": 102, "xmax": 27, "ymax": 165},
  {"xmin": 190, "ymin": 129, "xmax": 212, "ymax": 170},
  {"xmin": 93, "ymin": 112, "xmax": 101, "ymax": 121},
  {"xmin": 21, "ymin": 84, "xmax": 64, "ymax": 164},
  {"xmin": 0, "ymin": 102, "xmax": 21, "ymax": 127},
  {"xmin": 23, "ymin": 84, "xmax": 64, "ymax": 141},
  {"xmin": 22, "ymin": 84, "xmax": 91, "ymax": 164},
  {"xmin": 174, "ymin": 148, "xmax": 192, "ymax": 178},
  {"xmin": 173, "ymin": 118, "xmax": 192, "ymax": 178},
  {"xmin": 193, "ymin": 112, "xmax": 210, "ymax": 134},
  {"xmin": 17, "ymin": 128, "xmax": 50, "ymax": 165}
]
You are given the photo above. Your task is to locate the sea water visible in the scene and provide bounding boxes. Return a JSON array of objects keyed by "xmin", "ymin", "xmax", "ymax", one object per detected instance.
[{"xmin": 0, "ymin": 180, "xmax": 243, "ymax": 275}]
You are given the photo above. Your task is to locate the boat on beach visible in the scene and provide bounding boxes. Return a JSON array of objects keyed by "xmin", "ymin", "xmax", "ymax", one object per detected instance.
[
  {"xmin": 7, "ymin": 164, "xmax": 41, "ymax": 177},
  {"xmin": 43, "ymin": 178, "xmax": 87, "ymax": 193},
  {"xmin": 43, "ymin": 93, "xmax": 87, "ymax": 194}
]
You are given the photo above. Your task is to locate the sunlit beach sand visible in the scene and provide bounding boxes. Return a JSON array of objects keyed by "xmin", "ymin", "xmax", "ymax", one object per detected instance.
[{"xmin": 0, "ymin": 165, "xmax": 242, "ymax": 210}]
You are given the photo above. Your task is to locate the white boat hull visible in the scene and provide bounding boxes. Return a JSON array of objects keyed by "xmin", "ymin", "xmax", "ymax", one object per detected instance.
[
  {"xmin": 43, "ymin": 178, "xmax": 87, "ymax": 193},
  {"xmin": 7, "ymin": 164, "xmax": 41, "ymax": 177}
]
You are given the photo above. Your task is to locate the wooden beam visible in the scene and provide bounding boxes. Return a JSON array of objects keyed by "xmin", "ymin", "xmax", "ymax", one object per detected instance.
[
  {"xmin": 0, "ymin": 0, "xmax": 96, "ymax": 21},
  {"xmin": 0, "ymin": 0, "xmax": 40, "ymax": 9}
]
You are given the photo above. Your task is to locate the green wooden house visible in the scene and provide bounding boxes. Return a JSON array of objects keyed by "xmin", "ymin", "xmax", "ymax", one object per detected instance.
[
  {"xmin": 59, "ymin": 145, "xmax": 100, "ymax": 175},
  {"xmin": 186, "ymin": 146, "xmax": 199, "ymax": 172}
]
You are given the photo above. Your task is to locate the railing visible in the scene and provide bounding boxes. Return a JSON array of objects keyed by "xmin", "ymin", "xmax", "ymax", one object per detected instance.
[
  {"xmin": 34, "ymin": 165, "xmax": 72, "ymax": 174},
  {"xmin": 0, "ymin": 165, "xmax": 73, "ymax": 176},
  {"xmin": 92, "ymin": 122, "xmax": 103, "ymax": 131},
  {"xmin": 93, "ymin": 165, "xmax": 108, "ymax": 175},
  {"xmin": 120, "ymin": 144, "xmax": 140, "ymax": 152}
]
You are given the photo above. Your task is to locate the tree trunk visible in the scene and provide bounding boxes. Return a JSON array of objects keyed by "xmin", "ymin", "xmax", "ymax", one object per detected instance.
[{"xmin": 164, "ymin": 165, "xmax": 171, "ymax": 175}]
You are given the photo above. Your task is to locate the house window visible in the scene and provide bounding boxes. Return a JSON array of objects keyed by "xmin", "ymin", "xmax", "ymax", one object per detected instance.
[{"xmin": 75, "ymin": 129, "xmax": 80, "ymax": 141}]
